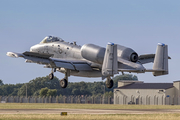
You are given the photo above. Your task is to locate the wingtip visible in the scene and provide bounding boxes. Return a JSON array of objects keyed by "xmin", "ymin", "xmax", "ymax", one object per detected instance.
[
  {"xmin": 108, "ymin": 42, "xmax": 114, "ymax": 45},
  {"xmin": 158, "ymin": 43, "xmax": 165, "ymax": 46}
]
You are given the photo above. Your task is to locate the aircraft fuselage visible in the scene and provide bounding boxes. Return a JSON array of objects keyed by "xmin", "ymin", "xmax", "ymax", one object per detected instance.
[{"xmin": 30, "ymin": 41, "xmax": 102, "ymax": 77}]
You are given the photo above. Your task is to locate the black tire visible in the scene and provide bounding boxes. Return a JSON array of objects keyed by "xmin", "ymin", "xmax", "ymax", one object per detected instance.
[
  {"xmin": 49, "ymin": 73, "xmax": 54, "ymax": 80},
  {"xmin": 60, "ymin": 79, "xmax": 68, "ymax": 88},
  {"xmin": 106, "ymin": 79, "xmax": 113, "ymax": 88}
]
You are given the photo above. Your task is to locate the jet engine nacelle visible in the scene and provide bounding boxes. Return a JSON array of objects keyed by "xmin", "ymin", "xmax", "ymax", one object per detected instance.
[
  {"xmin": 81, "ymin": 44, "xmax": 105, "ymax": 64},
  {"xmin": 81, "ymin": 44, "xmax": 138, "ymax": 64},
  {"xmin": 117, "ymin": 45, "xmax": 138, "ymax": 62}
]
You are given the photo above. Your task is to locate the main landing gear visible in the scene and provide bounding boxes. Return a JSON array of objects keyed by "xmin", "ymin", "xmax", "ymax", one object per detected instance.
[
  {"xmin": 48, "ymin": 68, "xmax": 69, "ymax": 88},
  {"xmin": 105, "ymin": 77, "xmax": 114, "ymax": 88},
  {"xmin": 60, "ymin": 78, "xmax": 68, "ymax": 88}
]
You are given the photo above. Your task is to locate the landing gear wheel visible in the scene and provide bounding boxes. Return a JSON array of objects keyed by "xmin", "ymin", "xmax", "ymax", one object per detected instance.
[
  {"xmin": 49, "ymin": 73, "xmax": 54, "ymax": 80},
  {"xmin": 106, "ymin": 79, "xmax": 113, "ymax": 88},
  {"xmin": 60, "ymin": 79, "xmax": 68, "ymax": 88}
]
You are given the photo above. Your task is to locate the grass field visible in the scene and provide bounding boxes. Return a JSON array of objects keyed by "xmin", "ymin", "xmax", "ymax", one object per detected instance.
[
  {"xmin": 0, "ymin": 113, "xmax": 180, "ymax": 120},
  {"xmin": 1, "ymin": 103, "xmax": 180, "ymax": 109},
  {"xmin": 0, "ymin": 103, "xmax": 180, "ymax": 120}
]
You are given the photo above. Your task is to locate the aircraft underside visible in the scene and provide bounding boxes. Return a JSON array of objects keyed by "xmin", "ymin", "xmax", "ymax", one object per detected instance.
[
  {"xmin": 57, "ymin": 68, "xmax": 102, "ymax": 77},
  {"xmin": 52, "ymin": 68, "xmax": 113, "ymax": 88}
]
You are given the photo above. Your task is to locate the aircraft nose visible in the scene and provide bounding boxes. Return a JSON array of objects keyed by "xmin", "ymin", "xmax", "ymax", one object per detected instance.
[{"xmin": 30, "ymin": 45, "xmax": 38, "ymax": 52}]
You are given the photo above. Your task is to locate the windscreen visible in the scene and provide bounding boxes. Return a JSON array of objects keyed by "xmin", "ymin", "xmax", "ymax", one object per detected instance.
[{"xmin": 40, "ymin": 36, "xmax": 64, "ymax": 43}]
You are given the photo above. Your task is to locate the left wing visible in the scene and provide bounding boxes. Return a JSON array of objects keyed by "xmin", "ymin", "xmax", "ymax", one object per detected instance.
[{"xmin": 7, "ymin": 51, "xmax": 92, "ymax": 71}]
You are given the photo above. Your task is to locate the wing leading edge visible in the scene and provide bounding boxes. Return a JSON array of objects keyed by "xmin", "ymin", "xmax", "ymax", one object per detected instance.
[{"xmin": 7, "ymin": 51, "xmax": 92, "ymax": 71}]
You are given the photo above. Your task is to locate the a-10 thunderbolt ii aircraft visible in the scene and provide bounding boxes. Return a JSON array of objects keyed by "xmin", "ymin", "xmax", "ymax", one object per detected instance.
[{"xmin": 7, "ymin": 36, "xmax": 170, "ymax": 88}]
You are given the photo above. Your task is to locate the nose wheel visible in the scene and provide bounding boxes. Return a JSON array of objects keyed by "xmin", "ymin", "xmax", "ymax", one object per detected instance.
[
  {"xmin": 49, "ymin": 73, "xmax": 54, "ymax": 80},
  {"xmin": 49, "ymin": 68, "xmax": 56, "ymax": 80}
]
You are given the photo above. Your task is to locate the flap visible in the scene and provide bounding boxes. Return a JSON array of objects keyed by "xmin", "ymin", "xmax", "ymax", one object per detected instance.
[{"xmin": 51, "ymin": 58, "xmax": 92, "ymax": 71}]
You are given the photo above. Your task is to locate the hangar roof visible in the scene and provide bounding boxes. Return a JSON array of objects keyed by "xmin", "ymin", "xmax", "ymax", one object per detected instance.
[{"xmin": 117, "ymin": 82, "xmax": 173, "ymax": 89}]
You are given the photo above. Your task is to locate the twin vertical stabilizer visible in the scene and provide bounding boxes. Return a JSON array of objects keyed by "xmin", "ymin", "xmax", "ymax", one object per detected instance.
[
  {"xmin": 153, "ymin": 43, "xmax": 169, "ymax": 76},
  {"xmin": 102, "ymin": 42, "xmax": 118, "ymax": 77}
]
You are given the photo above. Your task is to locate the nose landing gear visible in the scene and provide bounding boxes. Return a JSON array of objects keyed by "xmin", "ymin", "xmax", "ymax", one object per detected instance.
[
  {"xmin": 49, "ymin": 68, "xmax": 56, "ymax": 80},
  {"xmin": 49, "ymin": 73, "xmax": 54, "ymax": 80}
]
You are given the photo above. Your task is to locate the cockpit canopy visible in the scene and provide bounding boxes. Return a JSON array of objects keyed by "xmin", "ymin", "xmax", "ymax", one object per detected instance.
[{"xmin": 40, "ymin": 36, "xmax": 64, "ymax": 44}]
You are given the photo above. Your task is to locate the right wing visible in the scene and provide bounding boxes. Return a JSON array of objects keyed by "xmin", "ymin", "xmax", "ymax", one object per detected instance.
[{"xmin": 7, "ymin": 51, "xmax": 92, "ymax": 71}]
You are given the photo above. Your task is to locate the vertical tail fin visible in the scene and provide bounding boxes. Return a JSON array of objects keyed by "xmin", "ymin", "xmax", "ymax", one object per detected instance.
[
  {"xmin": 153, "ymin": 43, "xmax": 168, "ymax": 76},
  {"xmin": 102, "ymin": 42, "xmax": 118, "ymax": 77}
]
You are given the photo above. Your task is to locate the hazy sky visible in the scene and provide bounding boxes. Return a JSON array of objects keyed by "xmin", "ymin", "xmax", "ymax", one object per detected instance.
[{"xmin": 1, "ymin": 0, "xmax": 180, "ymax": 84}]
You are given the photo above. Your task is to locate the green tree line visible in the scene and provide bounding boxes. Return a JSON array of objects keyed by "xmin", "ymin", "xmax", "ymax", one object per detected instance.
[{"xmin": 0, "ymin": 74, "xmax": 137, "ymax": 97}]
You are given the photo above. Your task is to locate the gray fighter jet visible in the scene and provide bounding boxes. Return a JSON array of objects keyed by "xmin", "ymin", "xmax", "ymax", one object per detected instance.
[{"xmin": 7, "ymin": 36, "xmax": 171, "ymax": 88}]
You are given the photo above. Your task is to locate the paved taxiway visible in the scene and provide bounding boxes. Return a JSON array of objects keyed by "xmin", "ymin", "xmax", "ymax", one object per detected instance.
[{"xmin": 0, "ymin": 109, "xmax": 180, "ymax": 114}]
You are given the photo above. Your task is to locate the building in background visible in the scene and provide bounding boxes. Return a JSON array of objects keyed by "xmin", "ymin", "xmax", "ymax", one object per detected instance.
[{"xmin": 114, "ymin": 80, "xmax": 180, "ymax": 105}]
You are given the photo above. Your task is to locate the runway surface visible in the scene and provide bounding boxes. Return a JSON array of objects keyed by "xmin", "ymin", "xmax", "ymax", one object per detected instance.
[{"xmin": 0, "ymin": 109, "xmax": 180, "ymax": 114}]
